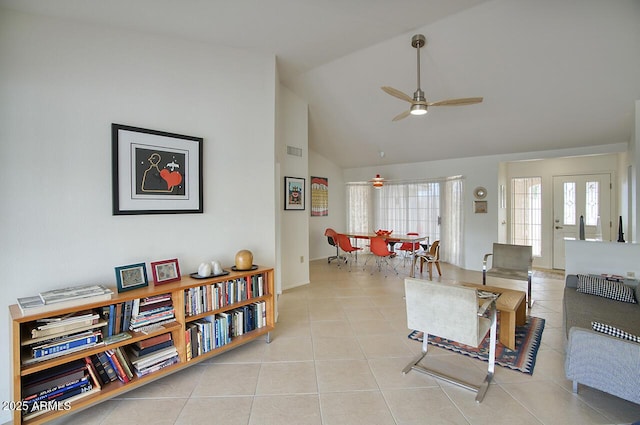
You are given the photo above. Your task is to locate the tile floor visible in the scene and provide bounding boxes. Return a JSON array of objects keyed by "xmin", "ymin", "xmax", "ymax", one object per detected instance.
[{"xmin": 47, "ymin": 258, "xmax": 640, "ymax": 425}]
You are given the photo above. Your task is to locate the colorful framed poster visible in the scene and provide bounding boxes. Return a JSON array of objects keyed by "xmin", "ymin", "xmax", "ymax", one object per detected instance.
[
  {"xmin": 112, "ymin": 123, "xmax": 203, "ymax": 215},
  {"xmin": 311, "ymin": 176, "xmax": 328, "ymax": 216},
  {"xmin": 150, "ymin": 258, "xmax": 181, "ymax": 285},
  {"xmin": 284, "ymin": 176, "xmax": 305, "ymax": 210}
]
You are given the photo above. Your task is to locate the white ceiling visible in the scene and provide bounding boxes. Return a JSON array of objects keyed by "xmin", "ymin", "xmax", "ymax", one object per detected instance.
[{"xmin": 2, "ymin": 0, "xmax": 640, "ymax": 168}]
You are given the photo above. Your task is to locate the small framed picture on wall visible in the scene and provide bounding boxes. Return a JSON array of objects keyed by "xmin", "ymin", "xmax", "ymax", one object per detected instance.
[{"xmin": 284, "ymin": 176, "xmax": 305, "ymax": 210}]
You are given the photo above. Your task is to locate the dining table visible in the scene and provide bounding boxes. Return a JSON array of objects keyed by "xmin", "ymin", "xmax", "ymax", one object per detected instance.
[{"xmin": 342, "ymin": 232, "xmax": 428, "ymax": 278}]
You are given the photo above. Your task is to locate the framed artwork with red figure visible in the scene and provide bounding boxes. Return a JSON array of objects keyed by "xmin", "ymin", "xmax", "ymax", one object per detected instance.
[{"xmin": 112, "ymin": 123, "xmax": 203, "ymax": 215}]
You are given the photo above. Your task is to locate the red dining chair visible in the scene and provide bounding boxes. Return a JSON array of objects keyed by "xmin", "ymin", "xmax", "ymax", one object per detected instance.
[
  {"xmin": 324, "ymin": 228, "xmax": 345, "ymax": 264},
  {"xmin": 370, "ymin": 236, "xmax": 398, "ymax": 277},
  {"xmin": 397, "ymin": 232, "xmax": 420, "ymax": 267},
  {"xmin": 336, "ymin": 234, "xmax": 362, "ymax": 271}
]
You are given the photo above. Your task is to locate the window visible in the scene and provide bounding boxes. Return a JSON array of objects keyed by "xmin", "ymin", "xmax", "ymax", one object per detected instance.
[
  {"xmin": 511, "ymin": 177, "xmax": 542, "ymax": 256},
  {"xmin": 346, "ymin": 183, "xmax": 370, "ymax": 235},
  {"xmin": 373, "ymin": 182, "xmax": 440, "ymax": 240},
  {"xmin": 585, "ymin": 181, "xmax": 599, "ymax": 226}
]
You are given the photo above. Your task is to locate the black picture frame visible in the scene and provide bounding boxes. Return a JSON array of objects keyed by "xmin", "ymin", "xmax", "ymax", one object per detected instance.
[
  {"xmin": 284, "ymin": 176, "xmax": 305, "ymax": 210},
  {"xmin": 112, "ymin": 123, "xmax": 203, "ymax": 215}
]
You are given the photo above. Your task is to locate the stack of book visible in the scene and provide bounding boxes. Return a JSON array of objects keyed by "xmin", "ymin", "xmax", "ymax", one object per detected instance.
[
  {"xmin": 87, "ymin": 347, "xmax": 134, "ymax": 384},
  {"xmin": 126, "ymin": 333, "xmax": 179, "ymax": 377},
  {"xmin": 17, "ymin": 284, "xmax": 113, "ymax": 315},
  {"xmin": 21, "ymin": 358, "xmax": 101, "ymax": 420},
  {"xmin": 22, "ymin": 311, "xmax": 105, "ymax": 365},
  {"xmin": 129, "ymin": 294, "xmax": 175, "ymax": 332}
]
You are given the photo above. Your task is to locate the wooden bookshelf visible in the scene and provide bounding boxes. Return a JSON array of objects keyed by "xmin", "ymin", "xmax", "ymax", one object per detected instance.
[{"xmin": 10, "ymin": 266, "xmax": 275, "ymax": 425}]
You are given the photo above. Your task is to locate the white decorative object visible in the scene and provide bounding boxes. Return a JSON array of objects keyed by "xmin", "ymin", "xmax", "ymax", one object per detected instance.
[
  {"xmin": 211, "ymin": 260, "xmax": 223, "ymax": 275},
  {"xmin": 197, "ymin": 262, "xmax": 212, "ymax": 277}
]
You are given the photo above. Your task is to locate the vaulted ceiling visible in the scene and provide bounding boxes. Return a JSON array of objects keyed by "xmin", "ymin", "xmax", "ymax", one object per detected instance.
[{"xmin": 3, "ymin": 0, "xmax": 639, "ymax": 168}]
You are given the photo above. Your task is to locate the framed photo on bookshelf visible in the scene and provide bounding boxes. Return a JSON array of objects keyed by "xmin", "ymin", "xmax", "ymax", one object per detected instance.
[
  {"xmin": 112, "ymin": 123, "xmax": 203, "ymax": 215},
  {"xmin": 115, "ymin": 263, "xmax": 149, "ymax": 292},
  {"xmin": 284, "ymin": 176, "xmax": 305, "ymax": 210},
  {"xmin": 150, "ymin": 258, "xmax": 181, "ymax": 285}
]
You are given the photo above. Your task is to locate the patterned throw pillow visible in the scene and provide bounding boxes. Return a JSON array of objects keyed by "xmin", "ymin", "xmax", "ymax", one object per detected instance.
[
  {"xmin": 576, "ymin": 274, "xmax": 637, "ymax": 303},
  {"xmin": 592, "ymin": 321, "xmax": 640, "ymax": 343}
]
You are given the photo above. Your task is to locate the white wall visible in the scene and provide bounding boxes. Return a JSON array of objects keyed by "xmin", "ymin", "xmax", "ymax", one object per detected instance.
[
  {"xmin": 565, "ymin": 240, "xmax": 640, "ymax": 277},
  {"xmin": 309, "ymin": 150, "xmax": 346, "ymax": 261},
  {"xmin": 344, "ymin": 143, "xmax": 628, "ymax": 271},
  {"xmin": 0, "ymin": 9, "xmax": 277, "ymax": 419},
  {"xmin": 632, "ymin": 100, "xmax": 640, "ymax": 242},
  {"xmin": 276, "ymin": 85, "xmax": 310, "ymax": 290}
]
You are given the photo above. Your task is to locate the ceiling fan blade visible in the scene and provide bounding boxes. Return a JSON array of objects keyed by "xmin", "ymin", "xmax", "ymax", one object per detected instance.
[
  {"xmin": 428, "ymin": 97, "xmax": 483, "ymax": 106},
  {"xmin": 392, "ymin": 110, "xmax": 411, "ymax": 121},
  {"xmin": 381, "ymin": 86, "xmax": 413, "ymax": 103}
]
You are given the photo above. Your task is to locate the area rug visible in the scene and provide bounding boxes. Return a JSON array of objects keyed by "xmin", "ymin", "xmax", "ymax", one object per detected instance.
[{"xmin": 407, "ymin": 316, "xmax": 545, "ymax": 375}]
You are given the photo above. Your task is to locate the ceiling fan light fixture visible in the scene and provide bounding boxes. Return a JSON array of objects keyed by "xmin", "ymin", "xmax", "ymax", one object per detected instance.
[{"xmin": 410, "ymin": 104, "xmax": 427, "ymax": 116}]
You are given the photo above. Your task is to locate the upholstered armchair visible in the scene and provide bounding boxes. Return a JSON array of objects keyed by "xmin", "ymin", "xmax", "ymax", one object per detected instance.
[
  {"xmin": 403, "ymin": 277, "xmax": 498, "ymax": 402},
  {"xmin": 483, "ymin": 243, "xmax": 533, "ymax": 307}
]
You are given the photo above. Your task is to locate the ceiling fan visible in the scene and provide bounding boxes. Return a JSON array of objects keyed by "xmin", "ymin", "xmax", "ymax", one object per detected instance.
[{"xmin": 382, "ymin": 34, "xmax": 483, "ymax": 121}]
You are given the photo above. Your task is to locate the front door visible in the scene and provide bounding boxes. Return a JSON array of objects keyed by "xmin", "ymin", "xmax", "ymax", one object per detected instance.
[{"xmin": 552, "ymin": 174, "xmax": 612, "ymax": 269}]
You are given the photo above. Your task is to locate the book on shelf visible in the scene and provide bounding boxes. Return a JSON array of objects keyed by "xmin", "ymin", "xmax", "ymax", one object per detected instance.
[
  {"xmin": 135, "ymin": 355, "xmax": 179, "ymax": 378},
  {"xmin": 39, "ymin": 284, "xmax": 113, "ymax": 305},
  {"xmin": 22, "ymin": 334, "xmax": 104, "ymax": 366},
  {"xmin": 114, "ymin": 347, "xmax": 134, "ymax": 379},
  {"xmin": 135, "ymin": 332, "xmax": 172, "ymax": 350},
  {"xmin": 88, "ymin": 355, "xmax": 110, "ymax": 386},
  {"xmin": 129, "ymin": 345, "xmax": 178, "ymax": 370},
  {"xmin": 21, "ymin": 357, "xmax": 103, "ymax": 420},
  {"xmin": 95, "ymin": 351, "xmax": 118, "ymax": 382},
  {"xmin": 22, "ymin": 383, "xmax": 98, "ymax": 421},
  {"xmin": 130, "ymin": 339, "xmax": 173, "ymax": 357},
  {"xmin": 83, "ymin": 357, "xmax": 102, "ymax": 390},
  {"xmin": 17, "ymin": 290, "xmax": 112, "ymax": 315},
  {"xmin": 102, "ymin": 332, "xmax": 132, "ymax": 345},
  {"xmin": 22, "ymin": 359, "xmax": 87, "ymax": 397},
  {"xmin": 114, "ymin": 303, "xmax": 123, "ymax": 335},
  {"xmin": 105, "ymin": 349, "xmax": 130, "ymax": 383},
  {"xmin": 23, "ymin": 312, "xmax": 105, "ymax": 346},
  {"xmin": 24, "ymin": 376, "xmax": 91, "ymax": 405},
  {"xmin": 31, "ymin": 330, "xmax": 102, "ymax": 358}
]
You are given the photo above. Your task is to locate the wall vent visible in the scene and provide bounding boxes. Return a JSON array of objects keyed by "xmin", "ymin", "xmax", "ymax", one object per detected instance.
[{"xmin": 287, "ymin": 145, "xmax": 303, "ymax": 157}]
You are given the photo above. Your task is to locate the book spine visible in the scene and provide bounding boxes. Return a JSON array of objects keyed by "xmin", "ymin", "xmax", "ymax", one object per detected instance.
[
  {"xmin": 105, "ymin": 350, "xmax": 129, "ymax": 383},
  {"xmin": 96, "ymin": 351, "xmax": 117, "ymax": 382},
  {"xmin": 22, "ymin": 377, "xmax": 83, "ymax": 402},
  {"xmin": 185, "ymin": 326, "xmax": 192, "ymax": 361},
  {"xmin": 89, "ymin": 355, "xmax": 110, "ymax": 385},
  {"xmin": 84, "ymin": 357, "xmax": 102, "ymax": 390},
  {"xmin": 135, "ymin": 332, "xmax": 172, "ymax": 350},
  {"xmin": 135, "ymin": 356, "xmax": 179, "ymax": 378},
  {"xmin": 114, "ymin": 347, "xmax": 134, "ymax": 380},
  {"xmin": 23, "ymin": 376, "xmax": 89, "ymax": 404},
  {"xmin": 32, "ymin": 334, "xmax": 99, "ymax": 358},
  {"xmin": 108, "ymin": 304, "xmax": 115, "ymax": 337}
]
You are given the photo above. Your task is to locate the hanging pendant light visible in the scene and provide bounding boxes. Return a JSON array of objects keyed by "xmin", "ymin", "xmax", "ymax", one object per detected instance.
[{"xmin": 372, "ymin": 174, "xmax": 384, "ymax": 189}]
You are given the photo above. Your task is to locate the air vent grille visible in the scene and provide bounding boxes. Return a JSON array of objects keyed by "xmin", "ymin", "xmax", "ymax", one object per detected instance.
[{"xmin": 287, "ymin": 145, "xmax": 303, "ymax": 157}]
